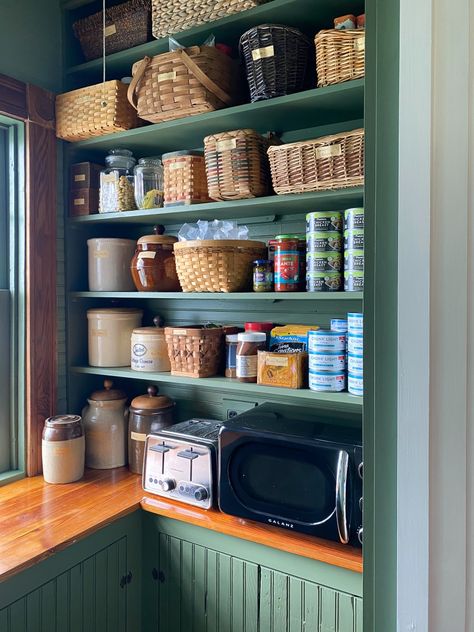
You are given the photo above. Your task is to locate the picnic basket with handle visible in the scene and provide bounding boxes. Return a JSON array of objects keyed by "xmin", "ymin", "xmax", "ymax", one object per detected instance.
[{"xmin": 315, "ymin": 29, "xmax": 365, "ymax": 87}]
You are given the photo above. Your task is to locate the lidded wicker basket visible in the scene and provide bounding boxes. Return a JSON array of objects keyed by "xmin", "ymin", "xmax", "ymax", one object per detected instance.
[
  {"xmin": 315, "ymin": 29, "xmax": 365, "ymax": 87},
  {"xmin": 173, "ymin": 239, "xmax": 266, "ymax": 292},
  {"xmin": 165, "ymin": 326, "xmax": 224, "ymax": 377},
  {"xmin": 56, "ymin": 81, "xmax": 138, "ymax": 142},
  {"xmin": 151, "ymin": 0, "xmax": 270, "ymax": 40},
  {"xmin": 267, "ymin": 128, "xmax": 364, "ymax": 194},
  {"xmin": 162, "ymin": 151, "xmax": 210, "ymax": 207},
  {"xmin": 73, "ymin": 0, "xmax": 151, "ymax": 62},
  {"xmin": 239, "ymin": 24, "xmax": 311, "ymax": 102},
  {"xmin": 127, "ymin": 47, "xmax": 240, "ymax": 124},
  {"xmin": 204, "ymin": 129, "xmax": 273, "ymax": 201}
]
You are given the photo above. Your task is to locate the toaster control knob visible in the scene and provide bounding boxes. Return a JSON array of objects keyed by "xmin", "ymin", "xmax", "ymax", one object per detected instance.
[
  {"xmin": 357, "ymin": 527, "xmax": 363, "ymax": 544},
  {"xmin": 194, "ymin": 487, "xmax": 208, "ymax": 502},
  {"xmin": 159, "ymin": 478, "xmax": 176, "ymax": 492}
]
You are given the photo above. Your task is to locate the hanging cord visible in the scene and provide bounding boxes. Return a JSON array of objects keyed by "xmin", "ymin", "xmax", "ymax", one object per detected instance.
[{"xmin": 101, "ymin": 0, "xmax": 107, "ymax": 105}]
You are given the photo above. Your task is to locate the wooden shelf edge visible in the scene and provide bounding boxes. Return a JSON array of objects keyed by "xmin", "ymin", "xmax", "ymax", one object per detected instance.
[
  {"xmin": 69, "ymin": 291, "xmax": 364, "ymax": 301},
  {"xmin": 141, "ymin": 495, "xmax": 363, "ymax": 573}
]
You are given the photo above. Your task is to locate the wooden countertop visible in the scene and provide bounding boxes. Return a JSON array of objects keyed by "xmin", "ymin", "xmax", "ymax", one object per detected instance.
[{"xmin": 0, "ymin": 469, "xmax": 362, "ymax": 582}]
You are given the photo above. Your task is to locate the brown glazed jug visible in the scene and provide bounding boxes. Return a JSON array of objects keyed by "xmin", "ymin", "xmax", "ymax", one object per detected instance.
[{"xmin": 130, "ymin": 225, "xmax": 180, "ymax": 291}]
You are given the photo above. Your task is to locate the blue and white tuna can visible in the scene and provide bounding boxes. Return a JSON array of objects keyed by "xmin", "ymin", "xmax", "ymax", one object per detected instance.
[
  {"xmin": 347, "ymin": 332, "xmax": 364, "ymax": 354},
  {"xmin": 348, "ymin": 353, "xmax": 363, "ymax": 374},
  {"xmin": 309, "ymin": 350, "xmax": 346, "ymax": 372},
  {"xmin": 309, "ymin": 370, "xmax": 346, "ymax": 392},
  {"xmin": 330, "ymin": 318, "xmax": 348, "ymax": 333},
  {"xmin": 347, "ymin": 312, "xmax": 363, "ymax": 334},
  {"xmin": 348, "ymin": 372, "xmax": 364, "ymax": 396},
  {"xmin": 308, "ymin": 329, "xmax": 346, "ymax": 352}
]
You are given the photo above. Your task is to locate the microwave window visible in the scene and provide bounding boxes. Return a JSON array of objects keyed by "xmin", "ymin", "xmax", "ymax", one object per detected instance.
[{"xmin": 229, "ymin": 443, "xmax": 336, "ymax": 524}]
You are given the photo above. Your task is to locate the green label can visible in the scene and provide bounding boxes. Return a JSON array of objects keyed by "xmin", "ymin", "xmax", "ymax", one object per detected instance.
[
  {"xmin": 306, "ymin": 251, "xmax": 343, "ymax": 272},
  {"xmin": 306, "ymin": 231, "xmax": 343, "ymax": 252},
  {"xmin": 307, "ymin": 271, "xmax": 342, "ymax": 292},
  {"xmin": 306, "ymin": 211, "xmax": 343, "ymax": 232}
]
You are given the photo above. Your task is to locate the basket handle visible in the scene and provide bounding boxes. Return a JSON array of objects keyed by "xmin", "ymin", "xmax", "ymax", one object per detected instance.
[
  {"xmin": 127, "ymin": 55, "xmax": 151, "ymax": 110},
  {"xmin": 178, "ymin": 49, "xmax": 233, "ymax": 106}
]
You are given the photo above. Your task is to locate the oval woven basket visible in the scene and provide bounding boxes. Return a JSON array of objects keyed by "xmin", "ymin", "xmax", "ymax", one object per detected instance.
[
  {"xmin": 164, "ymin": 326, "xmax": 224, "ymax": 377},
  {"xmin": 174, "ymin": 239, "xmax": 266, "ymax": 292}
]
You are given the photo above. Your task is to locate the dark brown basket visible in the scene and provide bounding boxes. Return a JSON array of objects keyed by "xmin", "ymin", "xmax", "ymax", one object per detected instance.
[
  {"xmin": 239, "ymin": 24, "xmax": 311, "ymax": 102},
  {"xmin": 73, "ymin": 0, "xmax": 151, "ymax": 62},
  {"xmin": 165, "ymin": 326, "xmax": 224, "ymax": 378}
]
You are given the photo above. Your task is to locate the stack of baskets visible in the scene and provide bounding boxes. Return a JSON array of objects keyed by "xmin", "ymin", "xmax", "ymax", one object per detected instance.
[
  {"xmin": 239, "ymin": 24, "xmax": 311, "ymax": 101},
  {"xmin": 315, "ymin": 29, "xmax": 365, "ymax": 87},
  {"xmin": 165, "ymin": 326, "xmax": 224, "ymax": 378},
  {"xmin": 127, "ymin": 47, "xmax": 240, "ymax": 124},
  {"xmin": 204, "ymin": 129, "xmax": 273, "ymax": 200},
  {"xmin": 73, "ymin": 0, "xmax": 151, "ymax": 61}
]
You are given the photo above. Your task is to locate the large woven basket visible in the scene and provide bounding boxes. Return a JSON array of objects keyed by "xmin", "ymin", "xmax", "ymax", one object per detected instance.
[
  {"xmin": 165, "ymin": 326, "xmax": 224, "ymax": 377},
  {"xmin": 73, "ymin": 0, "xmax": 151, "ymax": 62},
  {"xmin": 56, "ymin": 80, "xmax": 138, "ymax": 142},
  {"xmin": 267, "ymin": 128, "xmax": 364, "ymax": 194},
  {"xmin": 174, "ymin": 239, "xmax": 266, "ymax": 292},
  {"xmin": 128, "ymin": 47, "xmax": 240, "ymax": 124},
  {"xmin": 315, "ymin": 29, "xmax": 365, "ymax": 87},
  {"xmin": 239, "ymin": 24, "xmax": 311, "ymax": 102},
  {"xmin": 204, "ymin": 129, "xmax": 273, "ymax": 201},
  {"xmin": 162, "ymin": 150, "xmax": 210, "ymax": 206},
  {"xmin": 152, "ymin": 0, "xmax": 270, "ymax": 39}
]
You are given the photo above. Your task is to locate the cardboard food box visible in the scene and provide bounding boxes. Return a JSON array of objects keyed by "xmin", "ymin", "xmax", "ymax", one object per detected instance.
[
  {"xmin": 257, "ymin": 351, "xmax": 307, "ymax": 389},
  {"xmin": 269, "ymin": 325, "xmax": 318, "ymax": 353}
]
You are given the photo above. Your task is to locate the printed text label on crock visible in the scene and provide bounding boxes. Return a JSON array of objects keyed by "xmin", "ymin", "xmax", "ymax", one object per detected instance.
[{"xmin": 267, "ymin": 518, "xmax": 294, "ymax": 529}]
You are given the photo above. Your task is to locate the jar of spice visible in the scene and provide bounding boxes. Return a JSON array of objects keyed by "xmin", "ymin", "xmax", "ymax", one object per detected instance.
[
  {"xmin": 236, "ymin": 332, "xmax": 267, "ymax": 382},
  {"xmin": 130, "ymin": 225, "xmax": 180, "ymax": 292},
  {"xmin": 128, "ymin": 385, "xmax": 175, "ymax": 474},
  {"xmin": 82, "ymin": 379, "xmax": 128, "ymax": 469},
  {"xmin": 225, "ymin": 334, "xmax": 239, "ymax": 378},
  {"xmin": 134, "ymin": 157, "xmax": 164, "ymax": 210},
  {"xmin": 99, "ymin": 148, "xmax": 137, "ymax": 213},
  {"xmin": 253, "ymin": 259, "xmax": 273, "ymax": 292},
  {"xmin": 42, "ymin": 415, "xmax": 85, "ymax": 484},
  {"xmin": 274, "ymin": 234, "xmax": 300, "ymax": 291}
]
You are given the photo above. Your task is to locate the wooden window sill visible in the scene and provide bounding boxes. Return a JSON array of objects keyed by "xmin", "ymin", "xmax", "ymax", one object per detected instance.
[{"xmin": 0, "ymin": 468, "xmax": 362, "ymax": 583}]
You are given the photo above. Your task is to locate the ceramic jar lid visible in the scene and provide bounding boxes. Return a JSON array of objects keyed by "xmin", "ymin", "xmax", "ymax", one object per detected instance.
[
  {"xmin": 88, "ymin": 379, "xmax": 127, "ymax": 402},
  {"xmin": 130, "ymin": 385, "xmax": 174, "ymax": 412},
  {"xmin": 132, "ymin": 315, "xmax": 165, "ymax": 338},
  {"xmin": 137, "ymin": 225, "xmax": 177, "ymax": 246}
]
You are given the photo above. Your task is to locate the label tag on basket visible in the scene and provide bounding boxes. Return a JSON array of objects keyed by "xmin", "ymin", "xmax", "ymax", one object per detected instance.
[
  {"xmin": 252, "ymin": 45, "xmax": 275, "ymax": 61},
  {"xmin": 174, "ymin": 329, "xmax": 185, "ymax": 335},
  {"xmin": 104, "ymin": 24, "xmax": 116, "ymax": 37},
  {"xmin": 158, "ymin": 71, "xmax": 177, "ymax": 83},
  {"xmin": 169, "ymin": 162, "xmax": 184, "ymax": 170},
  {"xmin": 216, "ymin": 138, "xmax": 237, "ymax": 152},
  {"xmin": 266, "ymin": 355, "xmax": 289, "ymax": 367},
  {"xmin": 354, "ymin": 37, "xmax": 365, "ymax": 52},
  {"xmin": 138, "ymin": 252, "xmax": 156, "ymax": 260},
  {"xmin": 131, "ymin": 432, "xmax": 147, "ymax": 442},
  {"xmin": 316, "ymin": 144, "xmax": 342, "ymax": 159},
  {"xmin": 73, "ymin": 198, "xmax": 85, "ymax": 206},
  {"xmin": 74, "ymin": 174, "xmax": 86, "ymax": 182}
]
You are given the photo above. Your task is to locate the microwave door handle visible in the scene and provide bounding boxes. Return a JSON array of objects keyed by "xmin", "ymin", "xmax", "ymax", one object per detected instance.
[{"xmin": 335, "ymin": 450, "xmax": 349, "ymax": 544}]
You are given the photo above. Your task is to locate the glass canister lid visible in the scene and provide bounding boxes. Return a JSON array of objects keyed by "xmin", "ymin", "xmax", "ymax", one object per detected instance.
[
  {"xmin": 105, "ymin": 148, "xmax": 136, "ymax": 169},
  {"xmin": 130, "ymin": 385, "xmax": 174, "ymax": 412},
  {"xmin": 88, "ymin": 379, "xmax": 127, "ymax": 402},
  {"xmin": 137, "ymin": 225, "xmax": 177, "ymax": 246}
]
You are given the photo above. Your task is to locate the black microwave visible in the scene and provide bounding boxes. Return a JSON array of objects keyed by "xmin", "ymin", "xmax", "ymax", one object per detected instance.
[{"xmin": 218, "ymin": 403, "xmax": 363, "ymax": 546}]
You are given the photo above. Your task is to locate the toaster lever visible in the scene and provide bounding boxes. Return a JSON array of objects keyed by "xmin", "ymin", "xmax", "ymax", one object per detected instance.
[
  {"xmin": 150, "ymin": 444, "xmax": 170, "ymax": 453},
  {"xmin": 177, "ymin": 449, "xmax": 199, "ymax": 460}
]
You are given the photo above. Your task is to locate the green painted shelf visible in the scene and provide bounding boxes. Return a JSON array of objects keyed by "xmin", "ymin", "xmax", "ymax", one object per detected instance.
[
  {"xmin": 70, "ymin": 291, "xmax": 362, "ymax": 300},
  {"xmin": 65, "ymin": 0, "xmax": 364, "ymax": 84},
  {"xmin": 70, "ymin": 366, "xmax": 363, "ymax": 413},
  {"xmin": 69, "ymin": 187, "xmax": 364, "ymax": 225},
  {"xmin": 66, "ymin": 81, "xmax": 364, "ymax": 157}
]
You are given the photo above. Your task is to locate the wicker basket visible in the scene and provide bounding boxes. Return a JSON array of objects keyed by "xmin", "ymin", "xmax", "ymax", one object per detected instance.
[
  {"xmin": 162, "ymin": 151, "xmax": 210, "ymax": 207},
  {"xmin": 165, "ymin": 326, "xmax": 224, "ymax": 377},
  {"xmin": 127, "ymin": 47, "xmax": 240, "ymax": 124},
  {"xmin": 315, "ymin": 29, "xmax": 365, "ymax": 87},
  {"xmin": 56, "ymin": 81, "xmax": 138, "ymax": 142},
  {"xmin": 204, "ymin": 129, "xmax": 273, "ymax": 201},
  {"xmin": 174, "ymin": 239, "xmax": 266, "ymax": 292},
  {"xmin": 152, "ymin": 0, "xmax": 270, "ymax": 39},
  {"xmin": 267, "ymin": 128, "xmax": 364, "ymax": 194},
  {"xmin": 73, "ymin": 0, "xmax": 151, "ymax": 62},
  {"xmin": 239, "ymin": 24, "xmax": 311, "ymax": 102}
]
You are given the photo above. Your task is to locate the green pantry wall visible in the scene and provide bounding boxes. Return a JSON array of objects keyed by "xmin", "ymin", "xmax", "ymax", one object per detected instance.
[{"xmin": 0, "ymin": 0, "xmax": 400, "ymax": 630}]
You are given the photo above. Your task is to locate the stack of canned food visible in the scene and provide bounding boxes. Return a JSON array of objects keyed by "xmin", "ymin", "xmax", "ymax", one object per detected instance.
[
  {"xmin": 308, "ymin": 326, "xmax": 347, "ymax": 392},
  {"xmin": 306, "ymin": 210, "xmax": 344, "ymax": 291},
  {"xmin": 344, "ymin": 207, "xmax": 364, "ymax": 291},
  {"xmin": 347, "ymin": 312, "xmax": 364, "ymax": 395}
]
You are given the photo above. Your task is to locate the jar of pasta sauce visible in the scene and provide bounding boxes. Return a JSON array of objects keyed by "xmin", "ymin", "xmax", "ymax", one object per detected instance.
[{"xmin": 274, "ymin": 235, "xmax": 300, "ymax": 292}]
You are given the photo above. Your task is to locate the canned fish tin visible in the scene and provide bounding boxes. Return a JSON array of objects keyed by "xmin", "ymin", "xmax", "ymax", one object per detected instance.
[
  {"xmin": 306, "ymin": 231, "xmax": 342, "ymax": 252},
  {"xmin": 306, "ymin": 252, "xmax": 342, "ymax": 272},
  {"xmin": 307, "ymin": 271, "xmax": 342, "ymax": 292},
  {"xmin": 344, "ymin": 228, "xmax": 364, "ymax": 250},
  {"xmin": 348, "ymin": 333, "xmax": 364, "ymax": 354},
  {"xmin": 309, "ymin": 370, "xmax": 346, "ymax": 392},
  {"xmin": 344, "ymin": 250, "xmax": 364, "ymax": 271},
  {"xmin": 309, "ymin": 351, "xmax": 346, "ymax": 372},
  {"xmin": 308, "ymin": 329, "xmax": 346, "ymax": 351},
  {"xmin": 344, "ymin": 207, "xmax": 364, "ymax": 230},
  {"xmin": 348, "ymin": 353, "xmax": 363, "ymax": 373},
  {"xmin": 348, "ymin": 372, "xmax": 364, "ymax": 396},
  {"xmin": 306, "ymin": 211, "xmax": 343, "ymax": 232},
  {"xmin": 347, "ymin": 312, "xmax": 363, "ymax": 333},
  {"xmin": 330, "ymin": 318, "xmax": 348, "ymax": 332},
  {"xmin": 344, "ymin": 270, "xmax": 364, "ymax": 291}
]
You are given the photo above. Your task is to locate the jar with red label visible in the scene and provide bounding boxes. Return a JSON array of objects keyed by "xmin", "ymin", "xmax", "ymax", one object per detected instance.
[{"xmin": 274, "ymin": 235, "xmax": 300, "ymax": 291}]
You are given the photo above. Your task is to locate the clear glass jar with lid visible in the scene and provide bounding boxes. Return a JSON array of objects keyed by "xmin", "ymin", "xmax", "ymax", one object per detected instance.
[
  {"xmin": 99, "ymin": 148, "xmax": 137, "ymax": 213},
  {"xmin": 134, "ymin": 157, "xmax": 164, "ymax": 209}
]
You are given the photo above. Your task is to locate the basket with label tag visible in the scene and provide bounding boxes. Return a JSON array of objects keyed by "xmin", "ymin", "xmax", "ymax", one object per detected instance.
[
  {"xmin": 239, "ymin": 24, "xmax": 312, "ymax": 102},
  {"xmin": 267, "ymin": 128, "xmax": 364, "ymax": 194},
  {"xmin": 315, "ymin": 29, "xmax": 365, "ymax": 87}
]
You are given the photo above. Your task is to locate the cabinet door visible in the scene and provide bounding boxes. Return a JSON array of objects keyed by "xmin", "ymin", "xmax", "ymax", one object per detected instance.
[
  {"xmin": 156, "ymin": 532, "xmax": 259, "ymax": 632},
  {"xmin": 0, "ymin": 537, "xmax": 127, "ymax": 632},
  {"xmin": 259, "ymin": 567, "xmax": 363, "ymax": 632}
]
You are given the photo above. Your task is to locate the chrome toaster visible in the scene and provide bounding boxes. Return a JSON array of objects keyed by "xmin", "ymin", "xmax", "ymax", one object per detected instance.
[{"xmin": 143, "ymin": 418, "xmax": 222, "ymax": 509}]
